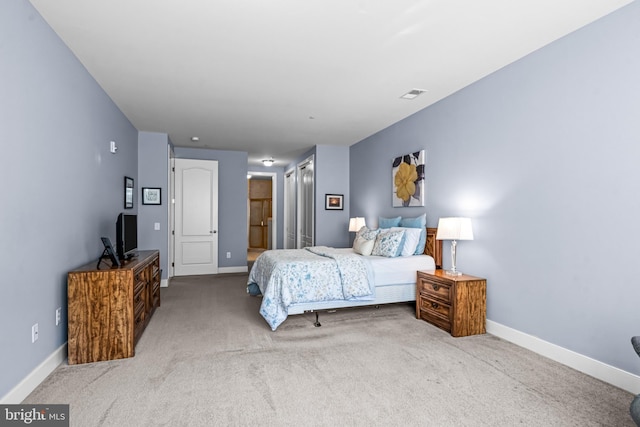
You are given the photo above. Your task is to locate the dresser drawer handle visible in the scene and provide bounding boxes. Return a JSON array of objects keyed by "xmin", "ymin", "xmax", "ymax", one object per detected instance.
[
  {"xmin": 432, "ymin": 284, "xmax": 440, "ymax": 291},
  {"xmin": 431, "ymin": 302, "xmax": 439, "ymax": 309}
]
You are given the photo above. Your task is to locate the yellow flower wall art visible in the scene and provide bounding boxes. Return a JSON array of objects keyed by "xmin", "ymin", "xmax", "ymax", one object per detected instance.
[{"xmin": 392, "ymin": 150, "xmax": 425, "ymax": 207}]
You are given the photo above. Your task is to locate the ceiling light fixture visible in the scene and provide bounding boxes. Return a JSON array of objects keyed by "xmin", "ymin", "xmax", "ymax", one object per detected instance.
[
  {"xmin": 400, "ymin": 89, "xmax": 427, "ymax": 100},
  {"xmin": 262, "ymin": 158, "xmax": 275, "ymax": 167},
  {"xmin": 191, "ymin": 136, "xmax": 200, "ymax": 142}
]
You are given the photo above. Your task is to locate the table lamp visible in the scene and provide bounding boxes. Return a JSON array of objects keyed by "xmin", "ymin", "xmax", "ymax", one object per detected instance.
[
  {"xmin": 348, "ymin": 217, "xmax": 366, "ymax": 233},
  {"xmin": 435, "ymin": 217, "xmax": 474, "ymax": 276}
]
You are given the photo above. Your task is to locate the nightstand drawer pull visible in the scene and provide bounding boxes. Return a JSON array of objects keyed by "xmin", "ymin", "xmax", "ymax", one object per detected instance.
[
  {"xmin": 431, "ymin": 302, "xmax": 439, "ymax": 309},
  {"xmin": 432, "ymin": 284, "xmax": 440, "ymax": 291}
]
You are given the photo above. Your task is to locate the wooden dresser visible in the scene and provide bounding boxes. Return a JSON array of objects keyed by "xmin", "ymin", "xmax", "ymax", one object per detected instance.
[
  {"xmin": 416, "ymin": 269, "xmax": 486, "ymax": 337},
  {"xmin": 67, "ymin": 250, "xmax": 161, "ymax": 364}
]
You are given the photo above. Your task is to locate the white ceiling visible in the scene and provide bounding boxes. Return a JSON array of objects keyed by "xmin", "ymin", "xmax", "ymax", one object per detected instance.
[{"xmin": 29, "ymin": 0, "xmax": 633, "ymax": 167}]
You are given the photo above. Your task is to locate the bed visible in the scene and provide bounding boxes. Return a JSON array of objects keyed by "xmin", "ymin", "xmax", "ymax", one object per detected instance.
[{"xmin": 247, "ymin": 227, "xmax": 443, "ymax": 330}]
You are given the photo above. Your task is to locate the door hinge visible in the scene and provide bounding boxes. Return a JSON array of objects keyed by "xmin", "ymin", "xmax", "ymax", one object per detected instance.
[{"xmin": 172, "ymin": 262, "xmax": 175, "ymax": 267}]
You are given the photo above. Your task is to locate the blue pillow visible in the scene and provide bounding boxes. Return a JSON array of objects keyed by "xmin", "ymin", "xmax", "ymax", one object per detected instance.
[
  {"xmin": 378, "ymin": 216, "xmax": 401, "ymax": 229},
  {"xmin": 399, "ymin": 214, "xmax": 426, "ymax": 255}
]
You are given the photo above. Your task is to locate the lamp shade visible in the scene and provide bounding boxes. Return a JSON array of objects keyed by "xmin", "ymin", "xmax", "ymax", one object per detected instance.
[
  {"xmin": 436, "ymin": 217, "xmax": 474, "ymax": 241},
  {"xmin": 349, "ymin": 217, "xmax": 366, "ymax": 232}
]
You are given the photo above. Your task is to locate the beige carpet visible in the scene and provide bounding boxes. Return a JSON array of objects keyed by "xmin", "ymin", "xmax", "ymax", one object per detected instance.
[{"xmin": 25, "ymin": 274, "xmax": 634, "ymax": 426}]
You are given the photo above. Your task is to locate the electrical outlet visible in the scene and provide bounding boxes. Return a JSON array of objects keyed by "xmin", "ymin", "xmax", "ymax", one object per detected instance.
[
  {"xmin": 32, "ymin": 323, "xmax": 38, "ymax": 343},
  {"xmin": 56, "ymin": 308, "xmax": 61, "ymax": 326},
  {"xmin": 226, "ymin": 252, "xmax": 231, "ymax": 259}
]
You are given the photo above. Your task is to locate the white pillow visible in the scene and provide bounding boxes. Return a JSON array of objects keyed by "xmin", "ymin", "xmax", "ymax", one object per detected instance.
[
  {"xmin": 391, "ymin": 227, "xmax": 422, "ymax": 257},
  {"xmin": 353, "ymin": 235, "xmax": 375, "ymax": 256}
]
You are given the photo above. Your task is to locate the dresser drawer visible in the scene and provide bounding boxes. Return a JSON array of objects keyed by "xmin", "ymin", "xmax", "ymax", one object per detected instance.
[
  {"xmin": 418, "ymin": 277, "xmax": 451, "ymax": 303},
  {"xmin": 134, "ymin": 299, "xmax": 146, "ymax": 340},
  {"xmin": 134, "ymin": 285, "xmax": 144, "ymax": 306},
  {"xmin": 134, "ymin": 278, "xmax": 145, "ymax": 297}
]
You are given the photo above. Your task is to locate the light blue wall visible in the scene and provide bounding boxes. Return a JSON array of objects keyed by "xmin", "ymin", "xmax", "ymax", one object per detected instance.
[
  {"xmin": 0, "ymin": 0, "xmax": 138, "ymax": 399},
  {"xmin": 173, "ymin": 147, "xmax": 248, "ymax": 268},
  {"xmin": 286, "ymin": 145, "xmax": 351, "ymax": 247},
  {"xmin": 351, "ymin": 2, "xmax": 640, "ymax": 374},
  {"xmin": 138, "ymin": 132, "xmax": 170, "ymax": 279},
  {"xmin": 315, "ymin": 145, "xmax": 350, "ymax": 247}
]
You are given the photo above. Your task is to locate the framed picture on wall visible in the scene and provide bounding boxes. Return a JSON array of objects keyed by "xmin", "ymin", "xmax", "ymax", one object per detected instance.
[
  {"xmin": 124, "ymin": 176, "xmax": 134, "ymax": 209},
  {"xmin": 392, "ymin": 150, "xmax": 425, "ymax": 207},
  {"xmin": 142, "ymin": 187, "xmax": 162, "ymax": 205},
  {"xmin": 325, "ymin": 194, "xmax": 343, "ymax": 210}
]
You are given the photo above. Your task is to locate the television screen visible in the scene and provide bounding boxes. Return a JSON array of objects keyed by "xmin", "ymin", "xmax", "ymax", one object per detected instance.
[{"xmin": 116, "ymin": 213, "xmax": 138, "ymax": 260}]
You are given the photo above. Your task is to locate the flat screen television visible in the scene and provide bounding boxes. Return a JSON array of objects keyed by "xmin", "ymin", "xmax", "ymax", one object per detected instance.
[{"xmin": 116, "ymin": 213, "xmax": 138, "ymax": 260}]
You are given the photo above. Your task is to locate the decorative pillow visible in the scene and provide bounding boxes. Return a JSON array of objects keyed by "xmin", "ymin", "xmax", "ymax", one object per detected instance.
[
  {"xmin": 353, "ymin": 235, "xmax": 375, "ymax": 256},
  {"xmin": 390, "ymin": 227, "xmax": 422, "ymax": 257},
  {"xmin": 356, "ymin": 226, "xmax": 380, "ymax": 241},
  {"xmin": 378, "ymin": 216, "xmax": 401, "ymax": 229},
  {"xmin": 371, "ymin": 229, "xmax": 405, "ymax": 257},
  {"xmin": 399, "ymin": 214, "xmax": 427, "ymax": 255}
]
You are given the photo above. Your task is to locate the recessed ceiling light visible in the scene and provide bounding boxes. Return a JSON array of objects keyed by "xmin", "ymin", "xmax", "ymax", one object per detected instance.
[
  {"xmin": 400, "ymin": 89, "xmax": 427, "ymax": 100},
  {"xmin": 191, "ymin": 136, "xmax": 200, "ymax": 142},
  {"xmin": 262, "ymin": 158, "xmax": 275, "ymax": 167}
]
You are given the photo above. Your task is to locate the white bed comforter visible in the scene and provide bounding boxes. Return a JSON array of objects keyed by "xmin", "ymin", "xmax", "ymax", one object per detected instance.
[{"xmin": 247, "ymin": 246, "xmax": 374, "ymax": 330}]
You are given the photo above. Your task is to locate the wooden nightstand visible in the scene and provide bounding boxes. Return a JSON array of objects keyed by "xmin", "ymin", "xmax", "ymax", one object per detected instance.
[{"xmin": 416, "ymin": 270, "xmax": 486, "ymax": 337}]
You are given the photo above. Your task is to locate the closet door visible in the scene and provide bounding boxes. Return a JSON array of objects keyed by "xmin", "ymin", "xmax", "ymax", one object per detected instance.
[
  {"xmin": 297, "ymin": 157, "xmax": 314, "ymax": 248},
  {"xmin": 284, "ymin": 169, "xmax": 296, "ymax": 249}
]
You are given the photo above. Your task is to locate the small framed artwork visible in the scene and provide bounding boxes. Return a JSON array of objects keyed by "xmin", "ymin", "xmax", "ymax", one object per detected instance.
[
  {"xmin": 325, "ymin": 194, "xmax": 343, "ymax": 210},
  {"xmin": 124, "ymin": 176, "xmax": 134, "ymax": 209},
  {"xmin": 142, "ymin": 187, "xmax": 162, "ymax": 205}
]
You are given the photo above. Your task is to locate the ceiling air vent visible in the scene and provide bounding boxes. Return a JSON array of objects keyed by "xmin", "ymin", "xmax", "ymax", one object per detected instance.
[{"xmin": 400, "ymin": 89, "xmax": 427, "ymax": 100}]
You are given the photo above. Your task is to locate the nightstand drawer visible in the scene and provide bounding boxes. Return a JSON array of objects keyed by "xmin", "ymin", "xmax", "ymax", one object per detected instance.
[
  {"xmin": 419, "ymin": 297, "xmax": 450, "ymax": 319},
  {"xmin": 419, "ymin": 307, "xmax": 451, "ymax": 332},
  {"xmin": 418, "ymin": 277, "xmax": 451, "ymax": 303}
]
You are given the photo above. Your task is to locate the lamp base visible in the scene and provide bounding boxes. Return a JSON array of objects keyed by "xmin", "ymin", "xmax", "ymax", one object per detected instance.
[{"xmin": 445, "ymin": 269, "xmax": 462, "ymax": 276}]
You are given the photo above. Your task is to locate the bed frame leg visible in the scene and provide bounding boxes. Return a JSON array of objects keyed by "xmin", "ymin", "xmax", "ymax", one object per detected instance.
[{"xmin": 314, "ymin": 312, "xmax": 321, "ymax": 327}]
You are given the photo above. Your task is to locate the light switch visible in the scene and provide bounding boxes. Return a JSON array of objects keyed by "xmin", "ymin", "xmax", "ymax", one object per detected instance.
[{"xmin": 154, "ymin": 222, "xmax": 160, "ymax": 230}]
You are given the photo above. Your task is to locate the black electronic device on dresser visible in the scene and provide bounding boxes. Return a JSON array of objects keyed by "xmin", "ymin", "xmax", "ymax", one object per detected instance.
[{"xmin": 116, "ymin": 213, "xmax": 138, "ymax": 260}]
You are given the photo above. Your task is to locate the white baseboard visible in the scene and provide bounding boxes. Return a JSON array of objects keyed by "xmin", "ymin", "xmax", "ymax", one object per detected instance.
[
  {"xmin": 161, "ymin": 278, "xmax": 169, "ymax": 287},
  {"xmin": 487, "ymin": 320, "xmax": 640, "ymax": 394},
  {"xmin": 0, "ymin": 343, "xmax": 67, "ymax": 404},
  {"xmin": 218, "ymin": 266, "xmax": 248, "ymax": 274}
]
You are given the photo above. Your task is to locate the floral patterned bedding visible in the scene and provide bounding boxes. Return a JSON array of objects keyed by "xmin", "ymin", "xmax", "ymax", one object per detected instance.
[{"xmin": 247, "ymin": 246, "xmax": 374, "ymax": 330}]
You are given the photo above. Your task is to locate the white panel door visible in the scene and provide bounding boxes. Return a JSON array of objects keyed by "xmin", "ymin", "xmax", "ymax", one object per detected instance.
[{"xmin": 174, "ymin": 159, "xmax": 218, "ymax": 276}]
